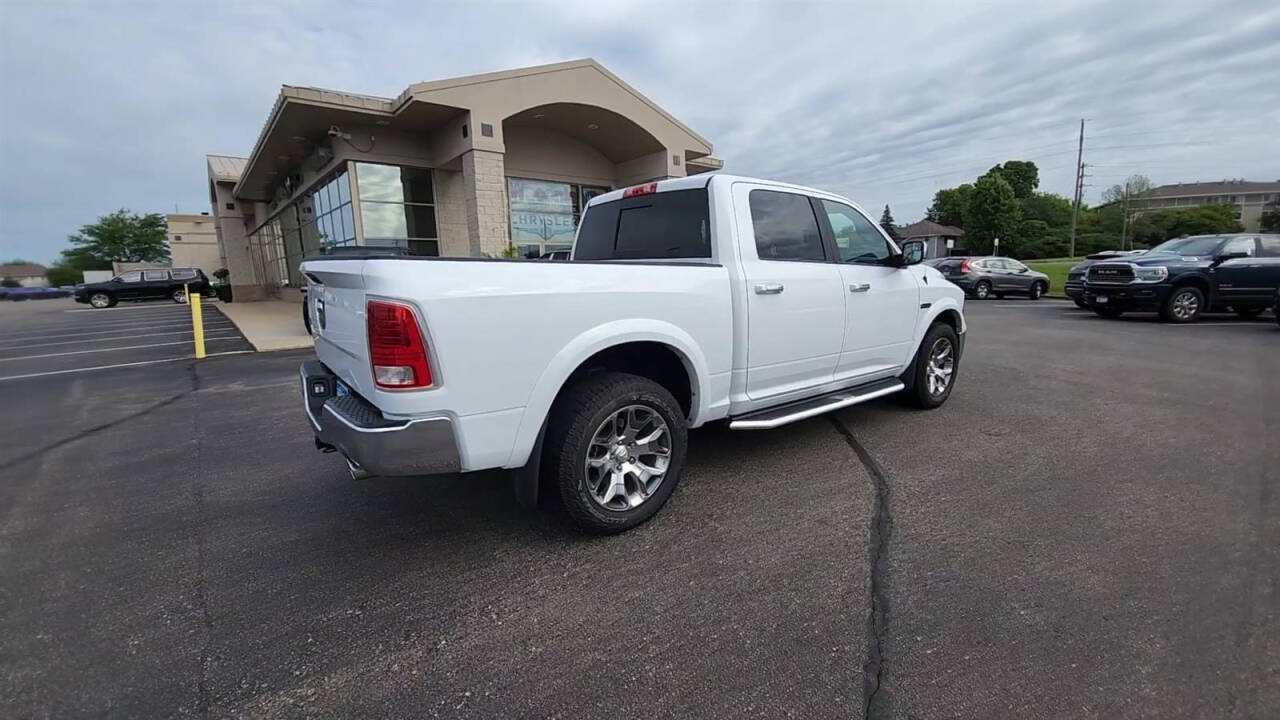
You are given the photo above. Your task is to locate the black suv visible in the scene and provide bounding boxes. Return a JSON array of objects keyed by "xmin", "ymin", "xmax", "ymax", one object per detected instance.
[
  {"xmin": 1083, "ymin": 234, "xmax": 1280, "ymax": 322},
  {"xmin": 74, "ymin": 267, "xmax": 212, "ymax": 309}
]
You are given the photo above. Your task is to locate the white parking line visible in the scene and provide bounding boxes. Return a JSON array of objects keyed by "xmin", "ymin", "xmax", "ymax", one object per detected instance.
[
  {"xmin": 0, "ymin": 336, "xmax": 245, "ymax": 362},
  {"xmin": 34, "ymin": 312, "xmax": 210, "ymax": 330},
  {"xmin": 0, "ymin": 321, "xmax": 235, "ymax": 343},
  {"xmin": 64, "ymin": 302, "xmax": 218, "ymax": 313},
  {"xmin": 0, "ymin": 327, "xmax": 240, "ymax": 350},
  {"xmin": 0, "ymin": 350, "xmax": 254, "ymax": 382}
]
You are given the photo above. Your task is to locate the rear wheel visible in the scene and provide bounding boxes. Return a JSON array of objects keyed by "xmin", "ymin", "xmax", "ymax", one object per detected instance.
[
  {"xmin": 1161, "ymin": 286, "xmax": 1204, "ymax": 323},
  {"xmin": 902, "ymin": 323, "xmax": 959, "ymax": 409},
  {"xmin": 545, "ymin": 372, "xmax": 687, "ymax": 534},
  {"xmin": 973, "ymin": 281, "xmax": 991, "ymax": 300},
  {"xmin": 1029, "ymin": 282, "xmax": 1046, "ymax": 300},
  {"xmin": 1232, "ymin": 306, "xmax": 1263, "ymax": 320},
  {"xmin": 89, "ymin": 292, "xmax": 114, "ymax": 309}
]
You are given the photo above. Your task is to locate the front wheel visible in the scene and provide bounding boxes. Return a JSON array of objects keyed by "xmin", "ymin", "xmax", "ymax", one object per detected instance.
[
  {"xmin": 902, "ymin": 323, "xmax": 960, "ymax": 409},
  {"xmin": 546, "ymin": 372, "xmax": 687, "ymax": 534},
  {"xmin": 1161, "ymin": 286, "xmax": 1204, "ymax": 323},
  {"xmin": 89, "ymin": 292, "xmax": 114, "ymax": 309}
]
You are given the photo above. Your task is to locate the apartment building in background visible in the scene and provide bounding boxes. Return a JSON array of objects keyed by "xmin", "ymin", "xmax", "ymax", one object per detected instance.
[{"xmin": 1129, "ymin": 180, "xmax": 1280, "ymax": 231}]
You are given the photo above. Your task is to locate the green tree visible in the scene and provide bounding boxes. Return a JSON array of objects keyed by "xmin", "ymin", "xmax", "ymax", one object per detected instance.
[
  {"xmin": 1260, "ymin": 204, "xmax": 1280, "ymax": 232},
  {"xmin": 965, "ymin": 172, "xmax": 1020, "ymax": 255},
  {"xmin": 65, "ymin": 210, "xmax": 170, "ymax": 265},
  {"xmin": 989, "ymin": 160, "xmax": 1039, "ymax": 199},
  {"xmin": 1100, "ymin": 174, "xmax": 1153, "ymax": 205},
  {"xmin": 45, "ymin": 266, "xmax": 84, "ymax": 286},
  {"xmin": 1019, "ymin": 192, "xmax": 1073, "ymax": 227},
  {"xmin": 1129, "ymin": 204, "xmax": 1243, "ymax": 246},
  {"xmin": 926, "ymin": 184, "xmax": 973, "ymax": 228},
  {"xmin": 879, "ymin": 204, "xmax": 899, "ymax": 239}
]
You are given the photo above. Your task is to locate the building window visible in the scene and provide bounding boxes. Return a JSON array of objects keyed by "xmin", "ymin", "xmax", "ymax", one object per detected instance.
[
  {"xmin": 355, "ymin": 163, "xmax": 437, "ymax": 256},
  {"xmin": 225, "ymin": 202, "xmax": 235, "ymax": 210},
  {"xmin": 507, "ymin": 178, "xmax": 609, "ymax": 258},
  {"xmin": 174, "ymin": 235, "xmax": 183, "ymax": 242},
  {"xmin": 311, "ymin": 168, "xmax": 356, "ymax": 253}
]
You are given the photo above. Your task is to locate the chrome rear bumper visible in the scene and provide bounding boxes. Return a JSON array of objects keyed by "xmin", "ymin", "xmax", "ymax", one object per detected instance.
[{"xmin": 300, "ymin": 361, "xmax": 461, "ymax": 477}]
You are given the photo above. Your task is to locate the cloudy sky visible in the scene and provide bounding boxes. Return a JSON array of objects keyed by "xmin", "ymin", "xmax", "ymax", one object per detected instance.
[{"xmin": 2, "ymin": 0, "xmax": 1277, "ymax": 264}]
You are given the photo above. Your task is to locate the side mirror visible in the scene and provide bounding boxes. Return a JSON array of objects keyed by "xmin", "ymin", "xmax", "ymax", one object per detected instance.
[
  {"xmin": 1212, "ymin": 251, "xmax": 1248, "ymax": 266},
  {"xmin": 900, "ymin": 240, "xmax": 926, "ymax": 266}
]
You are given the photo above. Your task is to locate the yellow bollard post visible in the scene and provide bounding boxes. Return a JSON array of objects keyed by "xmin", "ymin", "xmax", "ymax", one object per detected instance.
[{"xmin": 188, "ymin": 283, "xmax": 206, "ymax": 359}]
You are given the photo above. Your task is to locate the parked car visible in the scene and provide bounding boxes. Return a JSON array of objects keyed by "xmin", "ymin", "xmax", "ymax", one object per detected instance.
[
  {"xmin": 1065, "ymin": 250, "xmax": 1146, "ymax": 308},
  {"xmin": 933, "ymin": 256, "xmax": 1050, "ymax": 299},
  {"xmin": 1083, "ymin": 234, "xmax": 1280, "ymax": 322},
  {"xmin": 4, "ymin": 286, "xmax": 70, "ymax": 300},
  {"xmin": 73, "ymin": 267, "xmax": 212, "ymax": 308},
  {"xmin": 298, "ymin": 174, "xmax": 966, "ymax": 533}
]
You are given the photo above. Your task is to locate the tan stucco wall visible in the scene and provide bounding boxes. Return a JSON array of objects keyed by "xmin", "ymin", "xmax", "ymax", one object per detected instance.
[
  {"xmin": 166, "ymin": 214, "xmax": 222, "ymax": 277},
  {"xmin": 503, "ymin": 126, "xmax": 616, "ymax": 188}
]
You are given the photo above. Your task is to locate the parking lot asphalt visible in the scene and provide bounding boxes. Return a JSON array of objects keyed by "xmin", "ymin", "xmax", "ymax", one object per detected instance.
[
  {"xmin": 0, "ymin": 298, "xmax": 252, "ymax": 382},
  {"xmin": 1, "ymin": 298, "xmax": 1276, "ymax": 718}
]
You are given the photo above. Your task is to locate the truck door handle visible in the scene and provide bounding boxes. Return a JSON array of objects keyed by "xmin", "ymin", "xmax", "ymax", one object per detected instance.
[
  {"xmin": 849, "ymin": 283, "xmax": 871, "ymax": 293},
  {"xmin": 754, "ymin": 283, "xmax": 784, "ymax": 295}
]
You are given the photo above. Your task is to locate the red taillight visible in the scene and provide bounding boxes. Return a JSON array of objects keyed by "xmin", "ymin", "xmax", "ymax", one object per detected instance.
[
  {"xmin": 622, "ymin": 182, "xmax": 657, "ymax": 198},
  {"xmin": 367, "ymin": 300, "xmax": 433, "ymax": 389},
  {"xmin": 960, "ymin": 259, "xmax": 971, "ymax": 272}
]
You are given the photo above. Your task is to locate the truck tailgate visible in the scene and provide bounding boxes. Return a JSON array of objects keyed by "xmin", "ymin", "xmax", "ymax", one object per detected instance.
[{"xmin": 302, "ymin": 260, "xmax": 377, "ymax": 397}]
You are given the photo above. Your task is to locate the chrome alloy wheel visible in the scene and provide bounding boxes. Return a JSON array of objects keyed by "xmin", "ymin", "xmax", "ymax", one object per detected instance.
[
  {"xmin": 926, "ymin": 337, "xmax": 955, "ymax": 396},
  {"xmin": 1171, "ymin": 290, "xmax": 1199, "ymax": 320},
  {"xmin": 89, "ymin": 293, "xmax": 111, "ymax": 308},
  {"xmin": 584, "ymin": 405, "xmax": 671, "ymax": 511}
]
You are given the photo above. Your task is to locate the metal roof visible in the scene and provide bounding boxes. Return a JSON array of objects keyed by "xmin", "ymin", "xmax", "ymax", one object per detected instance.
[
  {"xmin": 206, "ymin": 155, "xmax": 248, "ymax": 183},
  {"xmin": 1140, "ymin": 180, "xmax": 1280, "ymax": 199},
  {"xmin": 898, "ymin": 220, "xmax": 965, "ymax": 238}
]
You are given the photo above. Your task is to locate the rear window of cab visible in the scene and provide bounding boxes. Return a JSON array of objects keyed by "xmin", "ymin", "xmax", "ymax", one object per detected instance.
[{"xmin": 574, "ymin": 188, "xmax": 711, "ymax": 261}]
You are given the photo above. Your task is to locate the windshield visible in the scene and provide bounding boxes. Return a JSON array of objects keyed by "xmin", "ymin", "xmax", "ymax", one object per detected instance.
[{"xmin": 1146, "ymin": 236, "xmax": 1224, "ymax": 256}]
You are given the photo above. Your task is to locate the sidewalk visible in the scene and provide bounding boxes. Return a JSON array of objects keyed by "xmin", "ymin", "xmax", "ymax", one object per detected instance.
[{"xmin": 215, "ymin": 300, "xmax": 313, "ymax": 352}]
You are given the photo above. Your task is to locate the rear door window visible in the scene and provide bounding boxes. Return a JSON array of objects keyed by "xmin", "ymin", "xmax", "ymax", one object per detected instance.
[
  {"xmin": 574, "ymin": 188, "xmax": 710, "ymax": 261},
  {"xmin": 116, "ymin": 271, "xmax": 142, "ymax": 283},
  {"xmin": 749, "ymin": 190, "xmax": 826, "ymax": 261}
]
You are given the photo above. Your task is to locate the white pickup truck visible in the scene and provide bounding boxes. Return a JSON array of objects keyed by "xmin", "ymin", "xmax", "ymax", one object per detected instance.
[{"xmin": 299, "ymin": 174, "xmax": 965, "ymax": 533}]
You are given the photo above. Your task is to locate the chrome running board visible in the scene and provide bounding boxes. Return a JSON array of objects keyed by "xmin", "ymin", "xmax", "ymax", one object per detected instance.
[{"xmin": 728, "ymin": 377, "xmax": 905, "ymax": 430}]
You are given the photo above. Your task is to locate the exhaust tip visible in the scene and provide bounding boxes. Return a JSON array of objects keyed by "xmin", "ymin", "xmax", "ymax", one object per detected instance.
[{"xmin": 345, "ymin": 457, "xmax": 373, "ymax": 480}]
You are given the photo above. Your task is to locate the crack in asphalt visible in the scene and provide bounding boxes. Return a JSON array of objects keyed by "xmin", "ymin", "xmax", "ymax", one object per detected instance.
[
  {"xmin": 829, "ymin": 415, "xmax": 893, "ymax": 720},
  {"xmin": 2, "ymin": 373, "xmax": 197, "ymax": 471}
]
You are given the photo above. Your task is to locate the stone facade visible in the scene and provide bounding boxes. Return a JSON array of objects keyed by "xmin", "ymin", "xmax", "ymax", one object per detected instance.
[{"xmin": 462, "ymin": 150, "xmax": 511, "ymax": 257}]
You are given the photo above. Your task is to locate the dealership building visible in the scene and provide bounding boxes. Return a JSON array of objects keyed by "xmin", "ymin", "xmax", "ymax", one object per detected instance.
[{"xmin": 203, "ymin": 59, "xmax": 721, "ymax": 301}]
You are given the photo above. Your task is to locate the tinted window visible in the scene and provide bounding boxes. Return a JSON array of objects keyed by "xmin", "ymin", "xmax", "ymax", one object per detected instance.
[
  {"xmin": 1258, "ymin": 236, "xmax": 1280, "ymax": 258},
  {"xmin": 934, "ymin": 258, "xmax": 966, "ymax": 270},
  {"xmin": 116, "ymin": 271, "xmax": 142, "ymax": 283},
  {"xmin": 1147, "ymin": 236, "xmax": 1228, "ymax": 256},
  {"xmin": 821, "ymin": 200, "xmax": 891, "ymax": 263},
  {"xmin": 171, "ymin": 268, "xmax": 197, "ymax": 280},
  {"xmin": 750, "ymin": 190, "xmax": 825, "ymax": 261},
  {"xmin": 575, "ymin": 188, "xmax": 710, "ymax": 261},
  {"xmin": 142, "ymin": 269, "xmax": 168, "ymax": 281}
]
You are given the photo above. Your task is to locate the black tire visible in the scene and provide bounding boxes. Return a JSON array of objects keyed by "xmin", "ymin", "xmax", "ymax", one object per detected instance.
[
  {"xmin": 1160, "ymin": 286, "xmax": 1204, "ymax": 323},
  {"xmin": 902, "ymin": 322, "xmax": 960, "ymax": 409},
  {"xmin": 1231, "ymin": 306, "xmax": 1263, "ymax": 320},
  {"xmin": 1073, "ymin": 298, "xmax": 1088, "ymax": 309},
  {"xmin": 171, "ymin": 288, "xmax": 188, "ymax": 304},
  {"xmin": 302, "ymin": 297, "xmax": 312, "ymax": 334},
  {"xmin": 1029, "ymin": 282, "xmax": 1046, "ymax": 300},
  {"xmin": 88, "ymin": 291, "xmax": 115, "ymax": 309},
  {"xmin": 1093, "ymin": 305, "xmax": 1124, "ymax": 318},
  {"xmin": 973, "ymin": 281, "xmax": 992, "ymax": 300},
  {"xmin": 545, "ymin": 371, "xmax": 687, "ymax": 534}
]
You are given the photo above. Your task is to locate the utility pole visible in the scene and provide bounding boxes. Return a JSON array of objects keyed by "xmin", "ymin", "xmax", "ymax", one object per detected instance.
[
  {"xmin": 1120, "ymin": 183, "xmax": 1130, "ymax": 250},
  {"xmin": 1068, "ymin": 118, "xmax": 1085, "ymax": 258}
]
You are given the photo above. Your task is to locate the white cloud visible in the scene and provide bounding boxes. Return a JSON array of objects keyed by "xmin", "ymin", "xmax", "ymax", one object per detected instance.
[{"xmin": 1, "ymin": 0, "xmax": 1277, "ymax": 263}]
